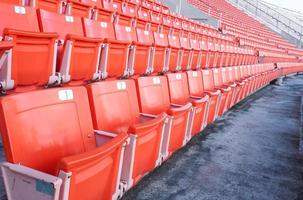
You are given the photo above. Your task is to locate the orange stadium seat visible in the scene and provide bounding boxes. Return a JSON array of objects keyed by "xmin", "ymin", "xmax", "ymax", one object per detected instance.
[
  {"xmin": 66, "ymin": 0, "xmax": 93, "ymax": 18},
  {"xmin": 87, "ymin": 79, "xmax": 166, "ymax": 191},
  {"xmin": 212, "ymin": 68, "xmax": 232, "ymax": 116},
  {"xmin": 201, "ymin": 69, "xmax": 221, "ymax": 124},
  {"xmin": 38, "ymin": 9, "xmax": 103, "ymax": 84},
  {"xmin": 152, "ymin": 32, "xmax": 170, "ymax": 73},
  {"xmin": 186, "ymin": 70, "xmax": 210, "ymax": 135},
  {"xmin": 0, "ymin": 86, "xmax": 128, "ymax": 200},
  {"xmin": 0, "ymin": 0, "xmax": 303, "ymax": 199},
  {"xmin": 34, "ymin": 0, "xmax": 65, "ymax": 13},
  {"xmin": 135, "ymin": 76, "xmax": 192, "ymax": 159}
]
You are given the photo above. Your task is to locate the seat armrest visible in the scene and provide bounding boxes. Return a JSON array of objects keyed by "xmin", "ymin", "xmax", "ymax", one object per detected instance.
[
  {"xmin": 1, "ymin": 162, "xmax": 62, "ymax": 199},
  {"xmin": 168, "ymin": 102, "xmax": 192, "ymax": 116},
  {"xmin": 4, "ymin": 29, "xmax": 58, "ymax": 39},
  {"xmin": 0, "ymin": 41, "xmax": 13, "ymax": 50},
  {"xmin": 205, "ymin": 89, "xmax": 221, "ymax": 96},
  {"xmin": 1, "ymin": 162, "xmax": 62, "ymax": 185},
  {"xmin": 235, "ymin": 81, "xmax": 245, "ymax": 86},
  {"xmin": 140, "ymin": 113, "xmax": 158, "ymax": 118},
  {"xmin": 104, "ymin": 38, "xmax": 131, "ymax": 45},
  {"xmin": 190, "ymin": 95, "xmax": 209, "ymax": 106},
  {"xmin": 180, "ymin": 46, "xmax": 191, "ymax": 50},
  {"xmin": 94, "ymin": 129, "xmax": 118, "ymax": 138},
  {"xmin": 94, "ymin": 130, "xmax": 121, "ymax": 147},
  {"xmin": 133, "ymin": 41, "xmax": 153, "ymax": 47},
  {"xmin": 129, "ymin": 113, "xmax": 167, "ymax": 135},
  {"xmin": 215, "ymin": 87, "xmax": 231, "ymax": 92},
  {"xmin": 66, "ymin": 34, "xmax": 103, "ymax": 43},
  {"xmin": 228, "ymin": 82, "xmax": 237, "ymax": 88},
  {"xmin": 171, "ymin": 103, "xmax": 183, "ymax": 108},
  {"xmin": 153, "ymin": 43, "xmax": 167, "ymax": 48},
  {"xmin": 59, "ymin": 132, "xmax": 128, "ymax": 169},
  {"xmin": 190, "ymin": 95, "xmax": 203, "ymax": 99},
  {"xmin": 238, "ymin": 81, "xmax": 245, "ymax": 86}
]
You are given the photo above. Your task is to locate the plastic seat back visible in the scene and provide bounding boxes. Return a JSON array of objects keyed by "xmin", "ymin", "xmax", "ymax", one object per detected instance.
[
  {"xmin": 78, "ymin": 0, "xmax": 100, "ymax": 7},
  {"xmin": 82, "ymin": 18, "xmax": 115, "ymax": 39},
  {"xmin": 67, "ymin": 0, "xmax": 93, "ymax": 18},
  {"xmin": 182, "ymin": 20, "xmax": 190, "ymax": 33},
  {"xmin": 121, "ymin": 2, "xmax": 137, "ymax": 18},
  {"xmin": 233, "ymin": 66, "xmax": 241, "ymax": 81},
  {"xmin": 136, "ymin": 6, "xmax": 150, "ymax": 27},
  {"xmin": 212, "ymin": 68, "xmax": 223, "ymax": 87},
  {"xmin": 136, "ymin": 28, "xmax": 154, "ymax": 44},
  {"xmin": 0, "ymin": 3, "xmax": 39, "ymax": 35},
  {"xmin": 190, "ymin": 38, "xmax": 200, "ymax": 51},
  {"xmin": 179, "ymin": 36, "xmax": 191, "ymax": 70},
  {"xmin": 114, "ymin": 23, "xmax": 136, "ymax": 42},
  {"xmin": 187, "ymin": 70, "xmax": 204, "ymax": 96},
  {"xmin": 190, "ymin": 38, "xmax": 201, "ymax": 69},
  {"xmin": 162, "ymin": 14, "xmax": 173, "ymax": 34},
  {"xmin": 136, "ymin": 18, "xmax": 149, "ymax": 30},
  {"xmin": 199, "ymin": 37, "xmax": 208, "ymax": 51},
  {"xmin": 141, "ymin": 0, "xmax": 152, "ymax": 10},
  {"xmin": 102, "ymin": 0, "xmax": 122, "ymax": 13},
  {"xmin": 247, "ymin": 65, "xmax": 253, "ymax": 76},
  {"xmin": 87, "ymin": 79, "xmax": 139, "ymax": 134},
  {"xmin": 227, "ymin": 66, "xmax": 236, "ymax": 82},
  {"xmin": 38, "ymin": 9, "xmax": 84, "ymax": 40},
  {"xmin": 135, "ymin": 76, "xmax": 171, "ymax": 115},
  {"xmin": 153, "ymin": 32, "xmax": 169, "ymax": 73},
  {"xmin": 251, "ymin": 64, "xmax": 256, "ymax": 75},
  {"xmin": 166, "ymin": 72, "xmax": 190, "ymax": 105},
  {"xmin": 1, "ymin": 0, "xmax": 23, "ymax": 5},
  {"xmin": 95, "ymin": 7, "xmax": 114, "ymax": 22},
  {"xmin": 243, "ymin": 65, "xmax": 249, "ymax": 77},
  {"xmin": 173, "ymin": 18, "xmax": 182, "ymax": 33},
  {"xmin": 220, "ymin": 67, "xmax": 229, "ymax": 85},
  {"xmin": 168, "ymin": 34, "xmax": 181, "ymax": 71},
  {"xmin": 201, "ymin": 69, "xmax": 215, "ymax": 91},
  {"xmin": 162, "ymin": 5, "xmax": 170, "ymax": 15},
  {"xmin": 35, "ymin": 0, "xmax": 63, "ymax": 13},
  {"xmin": 117, "ymin": 12, "xmax": 134, "ymax": 26},
  {"xmin": 135, "ymin": 28, "xmax": 154, "ymax": 74},
  {"xmin": 0, "ymin": 87, "xmax": 96, "ymax": 175},
  {"xmin": 208, "ymin": 39, "xmax": 215, "ymax": 52},
  {"xmin": 150, "ymin": 11, "xmax": 162, "ymax": 32},
  {"xmin": 152, "ymin": 3, "xmax": 162, "ymax": 12}
]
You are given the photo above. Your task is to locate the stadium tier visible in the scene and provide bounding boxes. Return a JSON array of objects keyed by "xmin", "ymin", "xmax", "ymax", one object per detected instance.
[{"xmin": 0, "ymin": 0, "xmax": 302, "ymax": 200}]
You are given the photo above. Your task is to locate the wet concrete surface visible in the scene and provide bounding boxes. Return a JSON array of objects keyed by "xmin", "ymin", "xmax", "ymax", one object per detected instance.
[
  {"xmin": 122, "ymin": 75, "xmax": 303, "ymax": 200},
  {"xmin": 0, "ymin": 75, "xmax": 303, "ymax": 200}
]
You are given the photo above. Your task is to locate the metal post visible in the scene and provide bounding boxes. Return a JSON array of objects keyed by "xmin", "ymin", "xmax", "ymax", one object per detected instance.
[
  {"xmin": 176, "ymin": 0, "xmax": 182, "ymax": 14},
  {"xmin": 255, "ymin": 0, "xmax": 258, "ymax": 16},
  {"xmin": 299, "ymin": 32, "xmax": 302, "ymax": 48}
]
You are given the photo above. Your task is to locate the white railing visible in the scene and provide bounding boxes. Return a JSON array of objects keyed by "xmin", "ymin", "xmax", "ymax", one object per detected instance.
[{"xmin": 228, "ymin": 0, "xmax": 303, "ymax": 47}]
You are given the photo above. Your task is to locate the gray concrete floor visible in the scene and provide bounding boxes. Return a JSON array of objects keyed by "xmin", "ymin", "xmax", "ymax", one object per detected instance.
[
  {"xmin": 0, "ymin": 75, "xmax": 303, "ymax": 200},
  {"xmin": 122, "ymin": 75, "xmax": 303, "ymax": 200}
]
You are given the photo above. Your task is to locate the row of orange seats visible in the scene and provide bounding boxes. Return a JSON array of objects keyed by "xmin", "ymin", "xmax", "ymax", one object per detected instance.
[
  {"xmin": 0, "ymin": 1, "xmax": 279, "ymax": 200},
  {"xmin": 0, "ymin": 57, "xmax": 280, "ymax": 200},
  {"xmin": 0, "ymin": 1, "xmax": 257, "ymax": 93},
  {"xmin": 191, "ymin": 0, "xmax": 301, "ymax": 62},
  {"xmin": 0, "ymin": 61, "xmax": 278, "ymax": 200}
]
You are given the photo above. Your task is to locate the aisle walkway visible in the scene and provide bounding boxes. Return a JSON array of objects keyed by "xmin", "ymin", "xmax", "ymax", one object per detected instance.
[{"xmin": 122, "ymin": 75, "xmax": 303, "ymax": 200}]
